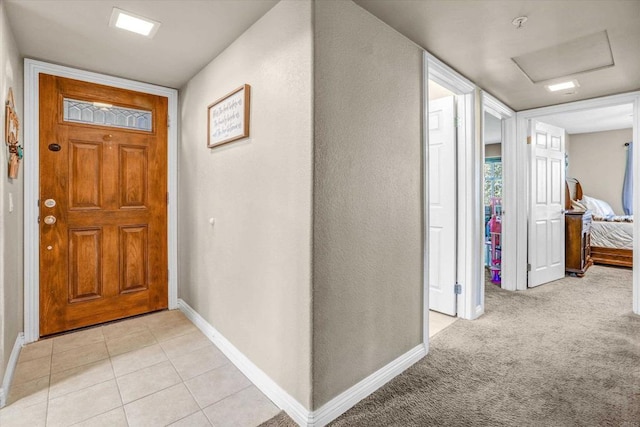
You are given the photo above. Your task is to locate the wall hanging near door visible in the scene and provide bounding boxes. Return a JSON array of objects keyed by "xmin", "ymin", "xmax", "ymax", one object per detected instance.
[
  {"xmin": 5, "ymin": 88, "xmax": 22, "ymax": 179},
  {"xmin": 207, "ymin": 84, "xmax": 251, "ymax": 148}
]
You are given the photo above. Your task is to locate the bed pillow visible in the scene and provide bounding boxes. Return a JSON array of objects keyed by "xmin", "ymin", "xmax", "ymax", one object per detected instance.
[
  {"xmin": 571, "ymin": 199, "xmax": 587, "ymax": 211},
  {"xmin": 581, "ymin": 195, "xmax": 616, "ymax": 217}
]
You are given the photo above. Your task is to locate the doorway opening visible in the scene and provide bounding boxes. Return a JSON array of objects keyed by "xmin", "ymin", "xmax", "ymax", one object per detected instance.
[
  {"xmin": 481, "ymin": 94, "xmax": 515, "ymax": 293},
  {"xmin": 427, "ymin": 79, "xmax": 458, "ymax": 325},
  {"xmin": 529, "ymin": 103, "xmax": 634, "ymax": 287},
  {"xmin": 483, "ymin": 111, "xmax": 503, "ymax": 289},
  {"xmin": 423, "ymin": 52, "xmax": 484, "ymax": 347},
  {"xmin": 513, "ymin": 92, "xmax": 639, "ymax": 315},
  {"xmin": 427, "ymin": 79, "xmax": 459, "ymax": 335}
]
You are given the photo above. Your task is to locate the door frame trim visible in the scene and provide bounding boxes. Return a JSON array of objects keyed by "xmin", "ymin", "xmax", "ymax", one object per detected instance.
[
  {"xmin": 23, "ymin": 59, "xmax": 179, "ymax": 342},
  {"xmin": 514, "ymin": 91, "xmax": 639, "ymax": 313}
]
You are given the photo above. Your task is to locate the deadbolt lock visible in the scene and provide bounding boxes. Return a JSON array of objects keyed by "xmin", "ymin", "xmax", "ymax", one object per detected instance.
[{"xmin": 44, "ymin": 199, "xmax": 56, "ymax": 208}]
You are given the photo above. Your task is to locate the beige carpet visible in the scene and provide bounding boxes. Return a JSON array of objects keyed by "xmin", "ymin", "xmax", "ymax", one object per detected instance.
[{"xmin": 261, "ymin": 265, "xmax": 640, "ymax": 426}]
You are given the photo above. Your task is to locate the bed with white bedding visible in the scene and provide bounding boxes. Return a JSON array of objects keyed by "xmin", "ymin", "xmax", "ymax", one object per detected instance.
[
  {"xmin": 590, "ymin": 217, "xmax": 633, "ymax": 250},
  {"xmin": 566, "ymin": 179, "xmax": 633, "ymax": 268}
]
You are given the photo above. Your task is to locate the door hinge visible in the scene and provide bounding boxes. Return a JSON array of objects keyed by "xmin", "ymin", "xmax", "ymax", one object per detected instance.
[
  {"xmin": 167, "ymin": 192, "xmax": 169, "ymax": 205},
  {"xmin": 527, "ymin": 136, "xmax": 532, "ymax": 145},
  {"xmin": 167, "ymin": 116, "xmax": 171, "ymax": 128},
  {"xmin": 454, "ymin": 283, "xmax": 462, "ymax": 294},
  {"xmin": 527, "ymin": 263, "xmax": 531, "ymax": 271},
  {"xmin": 454, "ymin": 117, "xmax": 461, "ymax": 128}
]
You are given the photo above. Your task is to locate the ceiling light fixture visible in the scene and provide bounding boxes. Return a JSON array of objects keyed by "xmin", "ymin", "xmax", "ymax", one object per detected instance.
[
  {"xmin": 109, "ymin": 7, "xmax": 160, "ymax": 38},
  {"xmin": 545, "ymin": 80, "xmax": 580, "ymax": 93}
]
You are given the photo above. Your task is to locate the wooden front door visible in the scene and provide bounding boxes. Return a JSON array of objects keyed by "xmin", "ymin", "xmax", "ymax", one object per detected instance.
[{"xmin": 39, "ymin": 74, "xmax": 168, "ymax": 336}]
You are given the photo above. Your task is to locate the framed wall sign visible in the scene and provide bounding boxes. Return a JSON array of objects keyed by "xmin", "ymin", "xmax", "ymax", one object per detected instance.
[{"xmin": 207, "ymin": 84, "xmax": 251, "ymax": 148}]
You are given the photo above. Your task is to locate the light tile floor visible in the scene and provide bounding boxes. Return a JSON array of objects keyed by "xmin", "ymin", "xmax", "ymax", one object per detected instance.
[
  {"xmin": 0, "ymin": 310, "xmax": 280, "ymax": 427},
  {"xmin": 428, "ymin": 310, "xmax": 458, "ymax": 337}
]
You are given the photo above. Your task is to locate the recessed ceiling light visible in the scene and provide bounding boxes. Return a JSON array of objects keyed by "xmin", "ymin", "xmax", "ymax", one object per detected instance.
[
  {"xmin": 545, "ymin": 80, "xmax": 580, "ymax": 93},
  {"xmin": 109, "ymin": 7, "xmax": 160, "ymax": 38}
]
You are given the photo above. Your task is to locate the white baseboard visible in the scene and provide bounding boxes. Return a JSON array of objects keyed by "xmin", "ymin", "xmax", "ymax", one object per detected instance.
[
  {"xmin": 0, "ymin": 332, "xmax": 25, "ymax": 408},
  {"xmin": 177, "ymin": 299, "xmax": 426, "ymax": 427},
  {"xmin": 309, "ymin": 343, "xmax": 426, "ymax": 427},
  {"xmin": 177, "ymin": 299, "xmax": 311, "ymax": 425}
]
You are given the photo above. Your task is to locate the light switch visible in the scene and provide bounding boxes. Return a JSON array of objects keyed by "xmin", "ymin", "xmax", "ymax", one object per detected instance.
[{"xmin": 9, "ymin": 192, "xmax": 13, "ymax": 213}]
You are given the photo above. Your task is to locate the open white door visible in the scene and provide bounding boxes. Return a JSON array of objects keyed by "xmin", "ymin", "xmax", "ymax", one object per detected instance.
[
  {"xmin": 528, "ymin": 120, "xmax": 566, "ymax": 287},
  {"xmin": 429, "ymin": 95, "xmax": 457, "ymax": 314}
]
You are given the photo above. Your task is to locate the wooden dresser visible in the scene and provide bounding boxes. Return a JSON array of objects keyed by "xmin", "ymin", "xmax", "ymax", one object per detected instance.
[{"xmin": 565, "ymin": 210, "xmax": 593, "ymax": 277}]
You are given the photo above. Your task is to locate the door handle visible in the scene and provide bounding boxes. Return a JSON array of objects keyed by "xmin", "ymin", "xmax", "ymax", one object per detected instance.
[{"xmin": 44, "ymin": 215, "xmax": 57, "ymax": 225}]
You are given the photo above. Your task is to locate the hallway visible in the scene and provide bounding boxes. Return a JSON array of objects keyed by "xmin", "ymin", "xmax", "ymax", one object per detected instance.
[{"xmin": 0, "ymin": 310, "xmax": 279, "ymax": 426}]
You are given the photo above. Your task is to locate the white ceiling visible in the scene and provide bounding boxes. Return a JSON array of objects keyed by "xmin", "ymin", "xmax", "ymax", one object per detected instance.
[
  {"xmin": 354, "ymin": 0, "xmax": 640, "ymax": 111},
  {"xmin": 5, "ymin": 0, "xmax": 279, "ymax": 89},
  {"xmin": 484, "ymin": 113, "xmax": 502, "ymax": 144},
  {"xmin": 483, "ymin": 103, "xmax": 632, "ymax": 139},
  {"xmin": 537, "ymin": 104, "xmax": 633, "ymax": 135},
  {"xmin": 5, "ymin": 0, "xmax": 640, "ymax": 110}
]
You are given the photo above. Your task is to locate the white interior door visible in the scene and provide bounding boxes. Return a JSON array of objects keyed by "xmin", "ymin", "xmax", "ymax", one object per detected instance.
[
  {"xmin": 528, "ymin": 120, "xmax": 566, "ymax": 287},
  {"xmin": 429, "ymin": 95, "xmax": 457, "ymax": 315}
]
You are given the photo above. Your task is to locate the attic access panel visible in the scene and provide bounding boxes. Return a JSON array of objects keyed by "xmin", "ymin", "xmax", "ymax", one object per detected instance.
[{"xmin": 512, "ymin": 30, "xmax": 614, "ymax": 83}]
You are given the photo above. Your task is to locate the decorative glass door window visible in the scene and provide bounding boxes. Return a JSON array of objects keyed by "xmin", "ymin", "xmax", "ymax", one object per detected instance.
[{"xmin": 63, "ymin": 98, "xmax": 152, "ymax": 131}]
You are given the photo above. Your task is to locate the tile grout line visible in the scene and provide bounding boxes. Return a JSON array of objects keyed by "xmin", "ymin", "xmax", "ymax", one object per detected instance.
[
  {"xmin": 163, "ymin": 408, "xmax": 204, "ymax": 427},
  {"xmin": 48, "ymin": 327, "xmax": 114, "ymax": 426},
  {"xmin": 178, "ymin": 359, "xmax": 232, "ymax": 385},
  {"xmin": 114, "ymin": 323, "xmax": 219, "ymax": 407},
  {"xmin": 119, "ymin": 329, "xmax": 203, "ymax": 426},
  {"xmin": 156, "ymin": 328, "xmax": 218, "ymax": 426},
  {"xmin": 117, "ymin": 364, "xmax": 181, "ymax": 407},
  {"xmin": 106, "ymin": 339, "xmax": 158, "ymax": 359},
  {"xmin": 65, "ymin": 360, "xmax": 126, "ymax": 426},
  {"xmin": 50, "ymin": 343, "xmax": 108, "ymax": 367},
  {"xmin": 107, "ymin": 348, "xmax": 130, "ymax": 427},
  {"xmin": 200, "ymin": 383, "xmax": 255, "ymax": 413},
  {"xmin": 47, "ymin": 323, "xmax": 155, "ymax": 426},
  {"xmin": 45, "ymin": 341, "xmax": 53, "ymax": 427}
]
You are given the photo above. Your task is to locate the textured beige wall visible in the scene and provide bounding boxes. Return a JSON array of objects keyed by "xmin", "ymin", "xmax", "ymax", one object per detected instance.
[
  {"xmin": 178, "ymin": 0, "xmax": 313, "ymax": 407},
  {"xmin": 567, "ymin": 128, "xmax": 632, "ymax": 215},
  {"xmin": 485, "ymin": 143, "xmax": 501, "ymax": 159},
  {"xmin": 313, "ymin": 0, "xmax": 423, "ymax": 408},
  {"xmin": 0, "ymin": 0, "xmax": 24, "ymax": 385}
]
